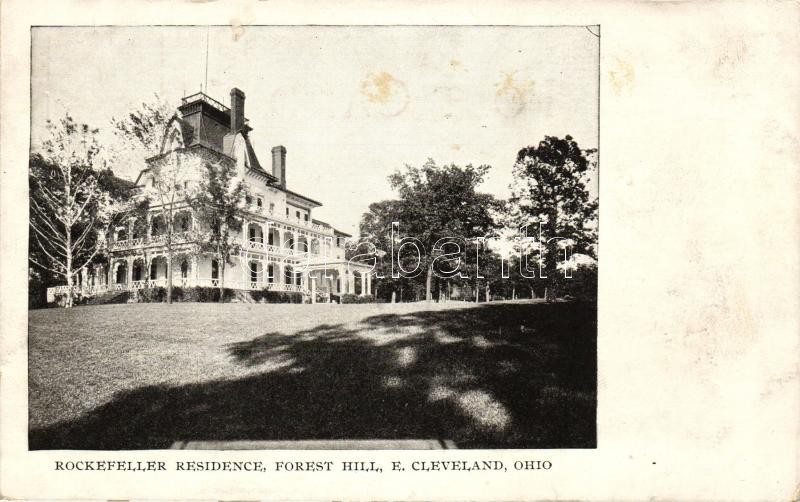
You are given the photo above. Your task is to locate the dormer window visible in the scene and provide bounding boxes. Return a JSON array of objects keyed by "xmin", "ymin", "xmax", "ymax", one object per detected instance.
[{"xmin": 257, "ymin": 197, "xmax": 263, "ymax": 207}]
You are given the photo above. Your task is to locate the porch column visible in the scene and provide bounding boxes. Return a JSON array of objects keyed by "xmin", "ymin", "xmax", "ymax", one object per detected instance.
[
  {"xmin": 293, "ymin": 230, "xmax": 299, "ymax": 252},
  {"xmin": 366, "ymin": 274, "xmax": 372, "ymax": 295},
  {"xmin": 126, "ymin": 257, "xmax": 133, "ymax": 287},
  {"xmin": 260, "ymin": 259, "xmax": 267, "ymax": 287},
  {"xmin": 276, "ymin": 262, "xmax": 284, "ymax": 285},
  {"xmin": 311, "ymin": 275, "xmax": 317, "ymax": 304},
  {"xmin": 191, "ymin": 255, "xmax": 199, "ymax": 286},
  {"xmin": 240, "ymin": 254, "xmax": 247, "ymax": 289},
  {"xmin": 360, "ymin": 272, "xmax": 366, "ymax": 297}
]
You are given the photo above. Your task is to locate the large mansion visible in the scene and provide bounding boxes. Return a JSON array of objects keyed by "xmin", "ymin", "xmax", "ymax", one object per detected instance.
[{"xmin": 47, "ymin": 88, "xmax": 374, "ymax": 303}]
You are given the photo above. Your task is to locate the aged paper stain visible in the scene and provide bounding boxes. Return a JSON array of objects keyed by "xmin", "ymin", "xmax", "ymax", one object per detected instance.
[
  {"xmin": 494, "ymin": 72, "xmax": 534, "ymax": 118},
  {"xmin": 230, "ymin": 20, "xmax": 246, "ymax": 41},
  {"xmin": 360, "ymin": 71, "xmax": 409, "ymax": 116},
  {"xmin": 609, "ymin": 57, "xmax": 635, "ymax": 95},
  {"xmin": 713, "ymin": 37, "xmax": 748, "ymax": 79}
]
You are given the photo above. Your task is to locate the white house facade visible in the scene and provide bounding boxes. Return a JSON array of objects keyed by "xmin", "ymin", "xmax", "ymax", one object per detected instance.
[{"xmin": 47, "ymin": 88, "xmax": 373, "ymax": 303}]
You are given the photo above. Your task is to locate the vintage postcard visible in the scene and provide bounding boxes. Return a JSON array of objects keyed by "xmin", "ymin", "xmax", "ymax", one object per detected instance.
[{"xmin": 1, "ymin": 1, "xmax": 798, "ymax": 501}]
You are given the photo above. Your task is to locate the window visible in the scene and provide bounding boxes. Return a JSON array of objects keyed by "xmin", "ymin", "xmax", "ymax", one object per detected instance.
[
  {"xmin": 183, "ymin": 181, "xmax": 189, "ymax": 189},
  {"xmin": 257, "ymin": 197, "xmax": 263, "ymax": 207},
  {"xmin": 267, "ymin": 264, "xmax": 275, "ymax": 283},
  {"xmin": 246, "ymin": 195, "xmax": 253, "ymax": 205},
  {"xmin": 296, "ymin": 210, "xmax": 300, "ymax": 219},
  {"xmin": 270, "ymin": 202, "xmax": 275, "ymax": 212},
  {"xmin": 304, "ymin": 214, "xmax": 309, "ymax": 222},
  {"xmin": 286, "ymin": 207, "xmax": 289, "ymax": 216},
  {"xmin": 181, "ymin": 260, "xmax": 189, "ymax": 278},
  {"xmin": 211, "ymin": 260, "xmax": 219, "ymax": 279}
]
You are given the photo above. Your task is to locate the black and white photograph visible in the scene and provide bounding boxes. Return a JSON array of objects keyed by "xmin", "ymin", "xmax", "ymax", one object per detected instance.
[
  {"xmin": 27, "ymin": 25, "xmax": 599, "ymax": 450},
  {"xmin": 3, "ymin": 0, "xmax": 800, "ymax": 500}
]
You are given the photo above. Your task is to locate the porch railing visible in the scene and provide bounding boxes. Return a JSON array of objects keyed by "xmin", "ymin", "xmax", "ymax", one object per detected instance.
[{"xmin": 46, "ymin": 278, "xmax": 309, "ymax": 302}]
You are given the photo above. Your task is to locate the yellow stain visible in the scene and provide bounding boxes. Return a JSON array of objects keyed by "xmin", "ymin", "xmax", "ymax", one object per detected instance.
[{"xmin": 361, "ymin": 72, "xmax": 396, "ymax": 104}]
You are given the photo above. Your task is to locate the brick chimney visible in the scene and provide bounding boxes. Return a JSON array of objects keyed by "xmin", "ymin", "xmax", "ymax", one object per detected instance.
[
  {"xmin": 230, "ymin": 88, "xmax": 245, "ymax": 133},
  {"xmin": 272, "ymin": 146, "xmax": 287, "ymax": 188}
]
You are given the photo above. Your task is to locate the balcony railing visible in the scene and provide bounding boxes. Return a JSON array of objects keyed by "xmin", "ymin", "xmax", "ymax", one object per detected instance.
[
  {"xmin": 110, "ymin": 231, "xmax": 197, "ymax": 251},
  {"xmin": 242, "ymin": 204, "xmax": 334, "ymax": 235},
  {"xmin": 181, "ymin": 92, "xmax": 230, "ymax": 113}
]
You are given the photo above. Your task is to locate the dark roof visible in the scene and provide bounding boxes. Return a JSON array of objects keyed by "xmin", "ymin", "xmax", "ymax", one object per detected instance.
[
  {"xmin": 280, "ymin": 186, "xmax": 323, "ymax": 207},
  {"xmin": 241, "ymin": 132, "xmax": 278, "ymax": 183}
]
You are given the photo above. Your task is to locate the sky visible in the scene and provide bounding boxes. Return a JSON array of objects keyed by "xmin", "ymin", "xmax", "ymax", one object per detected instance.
[{"xmin": 31, "ymin": 26, "xmax": 598, "ymax": 236}]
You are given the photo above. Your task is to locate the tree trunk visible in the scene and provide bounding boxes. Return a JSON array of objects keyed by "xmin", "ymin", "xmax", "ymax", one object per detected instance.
[
  {"xmin": 530, "ymin": 286, "xmax": 536, "ymax": 299},
  {"xmin": 475, "ymin": 282, "xmax": 480, "ymax": 303},
  {"xmin": 65, "ymin": 270, "xmax": 73, "ymax": 308},
  {"xmin": 544, "ymin": 287, "xmax": 550, "ymax": 302},
  {"xmin": 65, "ymin": 186, "xmax": 73, "ymax": 308},
  {"xmin": 219, "ymin": 260, "xmax": 225, "ymax": 303},
  {"xmin": 166, "ymin": 247, "xmax": 173, "ymax": 304},
  {"xmin": 485, "ymin": 283, "xmax": 490, "ymax": 302},
  {"xmin": 512, "ymin": 286, "xmax": 516, "ymax": 300},
  {"xmin": 425, "ymin": 264, "xmax": 433, "ymax": 302}
]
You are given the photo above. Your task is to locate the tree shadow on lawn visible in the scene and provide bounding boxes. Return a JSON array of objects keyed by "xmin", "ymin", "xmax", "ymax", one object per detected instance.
[{"xmin": 29, "ymin": 301, "xmax": 596, "ymax": 450}]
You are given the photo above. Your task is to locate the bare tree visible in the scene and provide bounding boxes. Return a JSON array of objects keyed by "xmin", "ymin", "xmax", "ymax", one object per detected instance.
[{"xmin": 29, "ymin": 115, "xmax": 116, "ymax": 308}]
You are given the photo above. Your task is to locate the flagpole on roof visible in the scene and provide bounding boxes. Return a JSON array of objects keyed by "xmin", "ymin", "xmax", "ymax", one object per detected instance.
[{"xmin": 204, "ymin": 26, "xmax": 210, "ymax": 94}]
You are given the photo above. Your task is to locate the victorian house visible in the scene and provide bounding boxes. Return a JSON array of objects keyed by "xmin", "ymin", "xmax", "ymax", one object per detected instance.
[{"xmin": 48, "ymin": 88, "xmax": 373, "ymax": 303}]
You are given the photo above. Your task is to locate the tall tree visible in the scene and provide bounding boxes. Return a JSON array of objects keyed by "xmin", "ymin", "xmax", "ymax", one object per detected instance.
[
  {"xmin": 109, "ymin": 93, "xmax": 173, "ymax": 180},
  {"xmin": 29, "ymin": 115, "xmax": 120, "ymax": 307},
  {"xmin": 191, "ymin": 160, "xmax": 246, "ymax": 303},
  {"xmin": 142, "ymin": 151, "xmax": 203, "ymax": 303},
  {"xmin": 383, "ymin": 159, "xmax": 503, "ymax": 301},
  {"xmin": 508, "ymin": 135, "xmax": 598, "ymax": 299}
]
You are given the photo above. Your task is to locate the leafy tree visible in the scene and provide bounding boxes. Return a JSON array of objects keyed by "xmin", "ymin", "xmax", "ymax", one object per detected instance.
[
  {"xmin": 191, "ymin": 160, "xmax": 246, "ymax": 303},
  {"xmin": 508, "ymin": 135, "xmax": 598, "ymax": 299},
  {"xmin": 358, "ymin": 160, "xmax": 502, "ymax": 301},
  {"xmin": 28, "ymin": 115, "xmax": 132, "ymax": 307}
]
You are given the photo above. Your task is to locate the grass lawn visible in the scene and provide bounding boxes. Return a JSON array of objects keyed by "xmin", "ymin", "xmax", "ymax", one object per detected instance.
[{"xmin": 29, "ymin": 300, "xmax": 596, "ymax": 449}]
